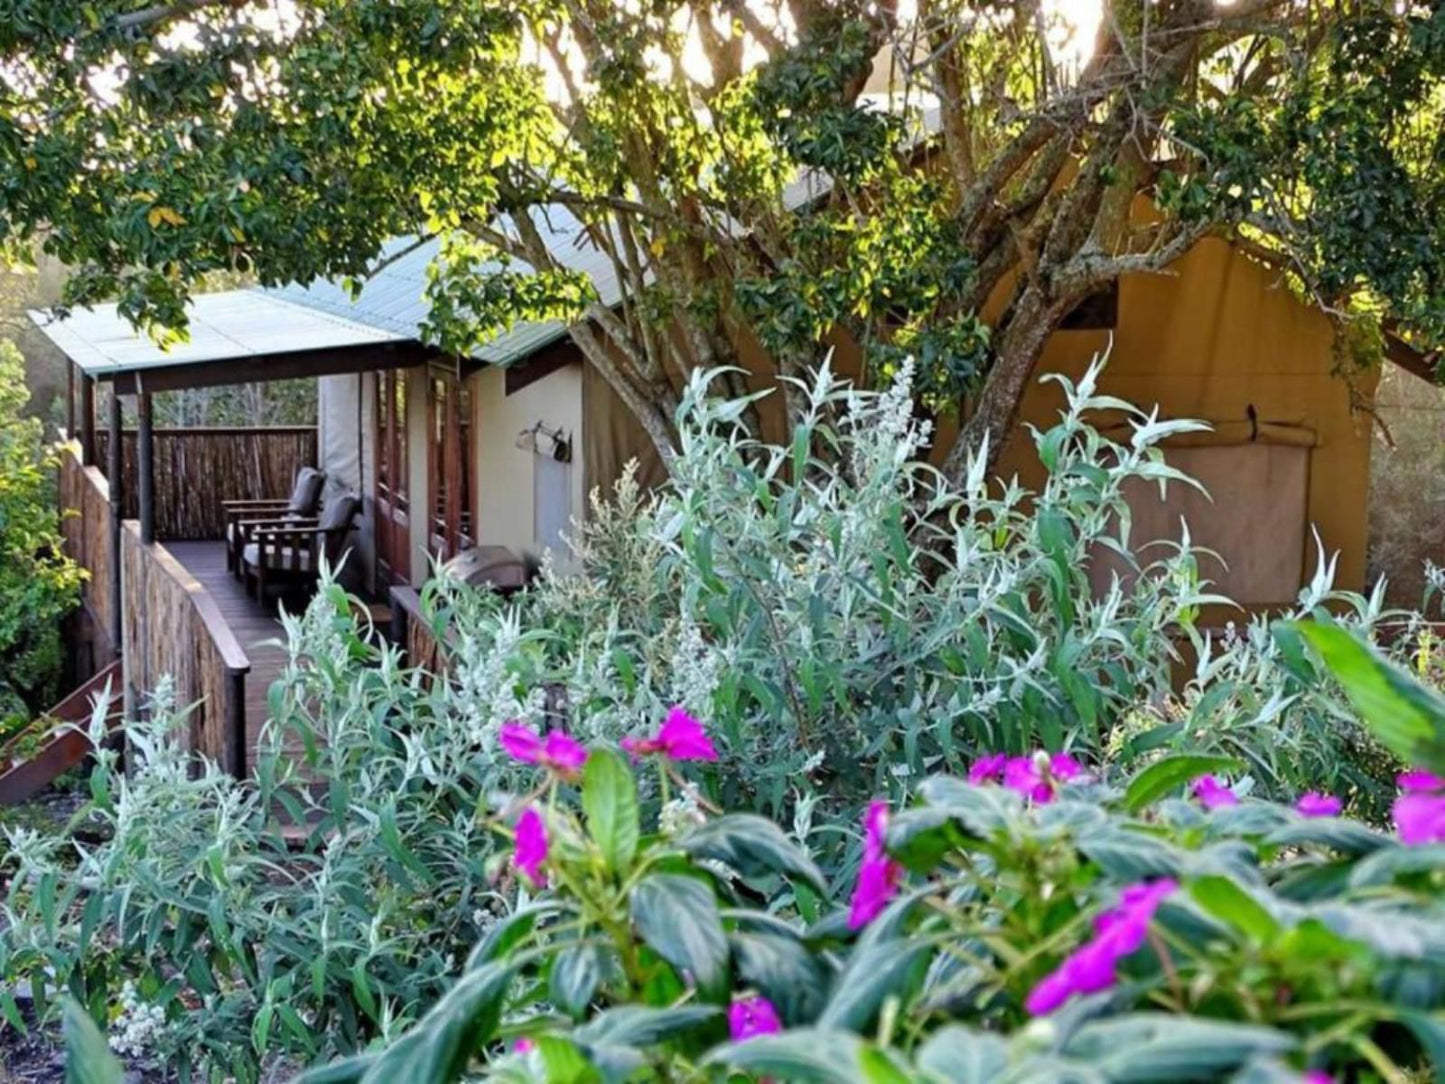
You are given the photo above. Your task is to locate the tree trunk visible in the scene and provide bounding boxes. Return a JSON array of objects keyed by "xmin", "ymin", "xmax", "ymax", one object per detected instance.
[{"xmin": 940, "ymin": 287, "xmax": 1061, "ymax": 485}]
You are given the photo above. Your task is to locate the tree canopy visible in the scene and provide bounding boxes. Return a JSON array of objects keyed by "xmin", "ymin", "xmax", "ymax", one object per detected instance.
[{"xmin": 1, "ymin": 0, "xmax": 1442, "ymax": 475}]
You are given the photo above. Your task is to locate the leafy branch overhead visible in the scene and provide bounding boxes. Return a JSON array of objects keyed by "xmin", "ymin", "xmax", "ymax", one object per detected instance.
[{"xmin": 2, "ymin": 2, "xmax": 1443, "ymax": 470}]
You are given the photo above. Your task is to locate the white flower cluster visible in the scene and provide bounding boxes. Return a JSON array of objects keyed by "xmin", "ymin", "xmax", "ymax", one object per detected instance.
[
  {"xmin": 668, "ymin": 615, "xmax": 720, "ymax": 718},
  {"xmin": 450, "ymin": 607, "xmax": 546, "ymax": 749},
  {"xmin": 659, "ymin": 782, "xmax": 706, "ymax": 836},
  {"xmin": 109, "ymin": 980, "xmax": 166, "ymax": 1059}
]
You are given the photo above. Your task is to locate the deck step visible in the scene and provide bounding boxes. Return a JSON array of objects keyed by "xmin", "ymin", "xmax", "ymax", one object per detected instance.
[{"xmin": 0, "ymin": 660, "xmax": 124, "ymax": 805}]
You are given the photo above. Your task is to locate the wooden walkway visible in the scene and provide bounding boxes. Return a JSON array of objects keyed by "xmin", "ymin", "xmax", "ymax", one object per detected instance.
[{"xmin": 164, "ymin": 541, "xmax": 291, "ymax": 763}]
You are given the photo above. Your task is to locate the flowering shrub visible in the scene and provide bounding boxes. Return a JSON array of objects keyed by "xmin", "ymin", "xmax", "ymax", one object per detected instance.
[{"xmin": 291, "ymin": 703, "xmax": 1445, "ymax": 1084}]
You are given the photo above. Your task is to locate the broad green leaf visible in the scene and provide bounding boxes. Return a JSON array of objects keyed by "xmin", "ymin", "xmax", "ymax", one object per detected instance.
[
  {"xmin": 357, "ymin": 962, "xmax": 514, "ymax": 1084},
  {"xmin": 471, "ymin": 901, "xmax": 560, "ymax": 967},
  {"xmin": 915, "ymin": 1026, "xmax": 1009, "ymax": 1084},
  {"xmin": 1189, "ymin": 876, "xmax": 1280, "ymax": 942},
  {"xmin": 1395, "ymin": 1009, "xmax": 1445, "ymax": 1076},
  {"xmin": 573, "ymin": 1004, "xmax": 721, "ymax": 1048},
  {"xmin": 1064, "ymin": 1015, "xmax": 1296, "ymax": 1081},
  {"xmin": 818, "ymin": 936, "xmax": 930, "ymax": 1032},
  {"xmin": 917, "ymin": 774, "xmax": 1021, "ymax": 837},
  {"xmin": 1124, "ymin": 754, "xmax": 1240, "ymax": 813},
  {"xmin": 730, "ymin": 930, "xmax": 832, "ymax": 1024},
  {"xmin": 1265, "ymin": 818, "xmax": 1389, "ymax": 856},
  {"xmin": 1079, "ymin": 829, "xmax": 1186, "ymax": 881},
  {"xmin": 63, "ymin": 1000, "xmax": 124, "ymax": 1084},
  {"xmin": 702, "ymin": 1029, "xmax": 865, "ymax": 1082},
  {"xmin": 536, "ymin": 1035, "xmax": 596, "ymax": 1084},
  {"xmin": 1296, "ymin": 622, "xmax": 1445, "ymax": 773},
  {"xmin": 551, "ymin": 942, "xmax": 604, "ymax": 1020},
  {"xmin": 629, "ymin": 874, "xmax": 729, "ymax": 1002},
  {"xmin": 679, "ymin": 814, "xmax": 826, "ymax": 892},
  {"xmin": 583, "ymin": 747, "xmax": 640, "ymax": 874}
]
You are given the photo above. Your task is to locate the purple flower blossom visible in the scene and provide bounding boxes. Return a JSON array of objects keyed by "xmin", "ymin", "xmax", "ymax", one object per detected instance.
[
  {"xmin": 1303, "ymin": 1072, "xmax": 1334, "ymax": 1084},
  {"xmin": 1025, "ymin": 878, "xmax": 1178, "ymax": 1015},
  {"xmin": 1398, "ymin": 769, "xmax": 1445, "ymax": 793},
  {"xmin": 500, "ymin": 722, "xmax": 588, "ymax": 777},
  {"xmin": 1295, "ymin": 792, "xmax": 1342, "ymax": 818},
  {"xmin": 727, "ymin": 996, "xmax": 781, "ymax": 1042},
  {"xmin": 1394, "ymin": 792, "xmax": 1445, "ymax": 846},
  {"xmin": 847, "ymin": 799, "xmax": 903, "ymax": 930},
  {"xmin": 968, "ymin": 753, "xmax": 1007, "ymax": 784},
  {"xmin": 972, "ymin": 750, "xmax": 1085, "ymax": 804},
  {"xmin": 512, "ymin": 1037, "xmax": 535, "ymax": 1054},
  {"xmin": 621, "ymin": 706, "xmax": 718, "ymax": 762},
  {"xmin": 1191, "ymin": 774, "xmax": 1239, "ymax": 810},
  {"xmin": 514, "ymin": 806, "xmax": 549, "ymax": 886}
]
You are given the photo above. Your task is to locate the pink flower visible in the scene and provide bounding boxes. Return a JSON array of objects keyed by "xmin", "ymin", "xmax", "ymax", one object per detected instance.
[
  {"xmin": 514, "ymin": 806, "xmax": 549, "ymax": 886},
  {"xmin": 1050, "ymin": 753, "xmax": 1084, "ymax": 781},
  {"xmin": 500, "ymin": 722, "xmax": 588, "ymax": 777},
  {"xmin": 1295, "ymin": 792, "xmax": 1342, "ymax": 818},
  {"xmin": 1025, "ymin": 878, "xmax": 1177, "ymax": 1015},
  {"xmin": 847, "ymin": 799, "xmax": 904, "ymax": 930},
  {"xmin": 1394, "ymin": 792, "xmax": 1445, "ymax": 846},
  {"xmin": 1398, "ymin": 769, "xmax": 1445, "ymax": 793},
  {"xmin": 968, "ymin": 753, "xmax": 1007, "ymax": 784},
  {"xmin": 620, "ymin": 706, "xmax": 718, "ymax": 762},
  {"xmin": 727, "ymin": 996, "xmax": 781, "ymax": 1042},
  {"xmin": 512, "ymin": 1037, "xmax": 535, "ymax": 1054},
  {"xmin": 1191, "ymin": 775, "xmax": 1239, "ymax": 810},
  {"xmin": 1303, "ymin": 1073, "xmax": 1334, "ymax": 1084}
]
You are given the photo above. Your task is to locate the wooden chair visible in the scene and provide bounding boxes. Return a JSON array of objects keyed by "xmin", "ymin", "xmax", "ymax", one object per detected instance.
[
  {"xmin": 240, "ymin": 491, "xmax": 361, "ymax": 604},
  {"xmin": 224, "ymin": 467, "xmax": 326, "ymax": 576}
]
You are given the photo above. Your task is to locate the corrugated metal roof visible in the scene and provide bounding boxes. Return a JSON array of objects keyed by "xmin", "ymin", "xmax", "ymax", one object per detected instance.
[
  {"xmin": 267, "ymin": 204, "xmax": 620, "ymax": 365},
  {"xmin": 29, "ymin": 289, "xmax": 410, "ymax": 378}
]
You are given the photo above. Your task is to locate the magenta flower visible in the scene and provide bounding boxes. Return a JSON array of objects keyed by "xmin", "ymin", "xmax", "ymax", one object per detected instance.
[
  {"xmin": 968, "ymin": 753, "xmax": 1007, "ymax": 784},
  {"xmin": 1295, "ymin": 792, "xmax": 1342, "ymax": 818},
  {"xmin": 1191, "ymin": 774, "xmax": 1239, "ymax": 810},
  {"xmin": 621, "ymin": 706, "xmax": 718, "ymax": 761},
  {"xmin": 1394, "ymin": 792, "xmax": 1445, "ymax": 846},
  {"xmin": 514, "ymin": 805, "xmax": 549, "ymax": 886},
  {"xmin": 727, "ymin": 996, "xmax": 781, "ymax": 1042},
  {"xmin": 500, "ymin": 722, "xmax": 588, "ymax": 777},
  {"xmin": 1025, "ymin": 878, "xmax": 1178, "ymax": 1015},
  {"xmin": 1050, "ymin": 753, "xmax": 1084, "ymax": 781},
  {"xmin": 1398, "ymin": 769, "xmax": 1445, "ymax": 793},
  {"xmin": 1303, "ymin": 1073, "xmax": 1334, "ymax": 1084},
  {"xmin": 847, "ymin": 799, "xmax": 904, "ymax": 930},
  {"xmin": 512, "ymin": 1037, "xmax": 535, "ymax": 1054}
]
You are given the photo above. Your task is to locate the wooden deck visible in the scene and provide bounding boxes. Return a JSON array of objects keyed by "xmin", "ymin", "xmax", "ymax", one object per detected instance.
[{"xmin": 164, "ymin": 541, "xmax": 290, "ymax": 761}]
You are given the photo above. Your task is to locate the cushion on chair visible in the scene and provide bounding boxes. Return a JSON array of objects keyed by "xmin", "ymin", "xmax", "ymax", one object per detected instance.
[
  {"xmin": 286, "ymin": 467, "xmax": 326, "ymax": 516},
  {"xmin": 318, "ymin": 492, "xmax": 360, "ymax": 532},
  {"xmin": 242, "ymin": 542, "xmax": 315, "ymax": 572}
]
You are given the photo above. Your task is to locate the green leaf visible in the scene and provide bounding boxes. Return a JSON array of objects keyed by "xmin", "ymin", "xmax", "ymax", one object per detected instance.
[
  {"xmin": 583, "ymin": 746, "xmax": 640, "ymax": 874},
  {"xmin": 551, "ymin": 942, "xmax": 603, "ymax": 1020},
  {"xmin": 63, "ymin": 999, "xmax": 124, "ymax": 1084},
  {"xmin": 702, "ymin": 1029, "xmax": 865, "ymax": 1082},
  {"xmin": 917, "ymin": 774, "xmax": 1021, "ymax": 837},
  {"xmin": 1124, "ymin": 754, "xmax": 1240, "ymax": 813},
  {"xmin": 1189, "ymin": 876, "xmax": 1280, "ymax": 942},
  {"xmin": 1395, "ymin": 1009, "xmax": 1445, "ymax": 1074},
  {"xmin": 679, "ymin": 813, "xmax": 826, "ymax": 892},
  {"xmin": 818, "ymin": 935, "xmax": 930, "ymax": 1032},
  {"xmin": 730, "ymin": 930, "xmax": 832, "ymax": 1024},
  {"xmin": 629, "ymin": 874, "xmax": 729, "ymax": 1002},
  {"xmin": 573, "ymin": 1004, "xmax": 721, "ymax": 1047},
  {"xmin": 357, "ymin": 962, "xmax": 514, "ymax": 1084},
  {"xmin": 1296, "ymin": 621, "xmax": 1445, "ymax": 774},
  {"xmin": 536, "ymin": 1035, "xmax": 597, "ymax": 1084},
  {"xmin": 1265, "ymin": 818, "xmax": 1389, "ymax": 856},
  {"xmin": 1064, "ymin": 1015, "xmax": 1295, "ymax": 1081},
  {"xmin": 915, "ymin": 1026, "xmax": 1009, "ymax": 1084}
]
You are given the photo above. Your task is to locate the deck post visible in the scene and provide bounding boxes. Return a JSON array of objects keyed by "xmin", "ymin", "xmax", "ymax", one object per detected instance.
[
  {"xmin": 226, "ymin": 666, "xmax": 247, "ymax": 779},
  {"xmin": 106, "ymin": 389, "xmax": 124, "ymax": 656},
  {"xmin": 66, "ymin": 362, "xmax": 75, "ymax": 438},
  {"xmin": 79, "ymin": 371, "xmax": 96, "ymax": 465},
  {"xmin": 137, "ymin": 388, "xmax": 155, "ymax": 545}
]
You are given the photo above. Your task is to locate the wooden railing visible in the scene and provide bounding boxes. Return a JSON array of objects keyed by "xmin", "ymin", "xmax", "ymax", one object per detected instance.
[
  {"xmin": 390, "ymin": 585, "xmax": 448, "ymax": 680},
  {"xmin": 59, "ymin": 440, "xmax": 116, "ymax": 657},
  {"xmin": 121, "ymin": 524, "xmax": 251, "ymax": 775},
  {"xmin": 97, "ymin": 426, "xmax": 317, "ymax": 540}
]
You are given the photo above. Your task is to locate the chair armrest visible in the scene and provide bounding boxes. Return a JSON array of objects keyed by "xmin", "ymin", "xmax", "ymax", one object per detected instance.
[{"xmin": 223, "ymin": 499, "xmax": 293, "ymax": 511}]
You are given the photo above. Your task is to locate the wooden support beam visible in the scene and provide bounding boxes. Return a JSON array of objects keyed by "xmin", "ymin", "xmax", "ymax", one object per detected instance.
[
  {"xmin": 106, "ymin": 389, "xmax": 124, "ymax": 654},
  {"xmin": 137, "ymin": 389, "xmax": 155, "ymax": 545},
  {"xmin": 79, "ymin": 371, "xmax": 96, "ymax": 464},
  {"xmin": 66, "ymin": 361, "xmax": 75, "ymax": 437}
]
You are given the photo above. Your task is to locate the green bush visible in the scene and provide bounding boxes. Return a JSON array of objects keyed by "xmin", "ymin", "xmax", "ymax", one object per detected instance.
[
  {"xmin": 292, "ymin": 705, "xmax": 1445, "ymax": 1083},
  {"xmin": 0, "ymin": 338, "xmax": 83, "ymax": 732}
]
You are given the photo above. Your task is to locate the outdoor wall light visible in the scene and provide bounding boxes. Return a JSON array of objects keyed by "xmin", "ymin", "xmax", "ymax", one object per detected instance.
[{"xmin": 516, "ymin": 420, "xmax": 572, "ymax": 462}]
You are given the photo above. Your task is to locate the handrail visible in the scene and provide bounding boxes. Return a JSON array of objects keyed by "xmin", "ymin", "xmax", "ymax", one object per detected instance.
[{"xmin": 122, "ymin": 523, "xmax": 252, "ymax": 776}]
